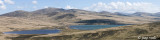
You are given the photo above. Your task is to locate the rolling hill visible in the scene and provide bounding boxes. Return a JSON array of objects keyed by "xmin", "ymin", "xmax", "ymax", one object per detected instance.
[
  {"xmin": 1, "ymin": 7, "xmax": 160, "ymax": 25},
  {"xmin": 10, "ymin": 22, "xmax": 160, "ymax": 40},
  {"xmin": 0, "ymin": 7, "xmax": 160, "ymax": 40}
]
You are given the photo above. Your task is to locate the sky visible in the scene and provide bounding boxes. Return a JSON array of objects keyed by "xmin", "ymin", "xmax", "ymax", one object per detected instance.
[{"xmin": 0, "ymin": 0, "xmax": 160, "ymax": 14}]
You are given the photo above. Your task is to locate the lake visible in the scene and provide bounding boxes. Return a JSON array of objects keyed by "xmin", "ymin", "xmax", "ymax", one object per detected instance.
[
  {"xmin": 3, "ymin": 29, "xmax": 60, "ymax": 34},
  {"xmin": 70, "ymin": 25, "xmax": 128, "ymax": 30},
  {"xmin": 4, "ymin": 25, "xmax": 128, "ymax": 34}
]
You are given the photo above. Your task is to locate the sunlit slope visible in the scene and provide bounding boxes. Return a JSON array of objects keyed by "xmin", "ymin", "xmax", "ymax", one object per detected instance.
[
  {"xmin": 27, "ymin": 22, "xmax": 160, "ymax": 40},
  {"xmin": 1, "ymin": 7, "xmax": 159, "ymax": 25}
]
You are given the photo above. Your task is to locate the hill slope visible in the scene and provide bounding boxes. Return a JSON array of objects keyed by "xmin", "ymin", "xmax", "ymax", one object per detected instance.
[
  {"xmin": 0, "ymin": 7, "xmax": 160, "ymax": 40},
  {"xmin": 1, "ymin": 7, "xmax": 159, "ymax": 25},
  {"xmin": 8, "ymin": 22, "xmax": 160, "ymax": 40}
]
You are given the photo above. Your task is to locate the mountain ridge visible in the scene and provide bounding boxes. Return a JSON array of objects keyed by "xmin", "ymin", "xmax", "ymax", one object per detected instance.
[
  {"xmin": 0, "ymin": 7, "xmax": 160, "ymax": 40},
  {"xmin": 1, "ymin": 7, "xmax": 160, "ymax": 17},
  {"xmin": 0, "ymin": 7, "xmax": 160, "ymax": 25}
]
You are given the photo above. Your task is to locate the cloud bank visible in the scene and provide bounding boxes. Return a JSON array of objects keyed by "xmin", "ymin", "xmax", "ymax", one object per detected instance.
[
  {"xmin": 32, "ymin": 0, "xmax": 37, "ymax": 4},
  {"xmin": 65, "ymin": 5, "xmax": 77, "ymax": 9},
  {"xmin": 44, "ymin": 6, "xmax": 49, "ymax": 8},
  {"xmin": 4, "ymin": 0, "xmax": 15, "ymax": 4},
  {"xmin": 0, "ymin": 0, "xmax": 14, "ymax": 10},
  {"xmin": 83, "ymin": 2, "xmax": 160, "ymax": 13},
  {"xmin": 0, "ymin": 0, "xmax": 6, "ymax": 9}
]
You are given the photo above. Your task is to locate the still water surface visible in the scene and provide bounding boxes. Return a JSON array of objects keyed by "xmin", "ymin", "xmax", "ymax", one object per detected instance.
[
  {"xmin": 4, "ymin": 29, "xmax": 60, "ymax": 34},
  {"xmin": 70, "ymin": 25, "xmax": 128, "ymax": 30}
]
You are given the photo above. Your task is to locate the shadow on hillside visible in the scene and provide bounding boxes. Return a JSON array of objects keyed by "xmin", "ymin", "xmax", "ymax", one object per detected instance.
[
  {"xmin": 55, "ymin": 14, "xmax": 76, "ymax": 19},
  {"xmin": 75, "ymin": 19, "xmax": 124, "ymax": 25}
]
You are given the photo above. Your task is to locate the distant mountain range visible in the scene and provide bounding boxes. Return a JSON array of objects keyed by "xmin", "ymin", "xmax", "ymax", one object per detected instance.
[
  {"xmin": 0, "ymin": 7, "xmax": 160, "ymax": 25},
  {"xmin": 1, "ymin": 7, "xmax": 160, "ymax": 40},
  {"xmin": 99, "ymin": 11, "xmax": 160, "ymax": 17},
  {"xmin": 1, "ymin": 7, "xmax": 160, "ymax": 17}
]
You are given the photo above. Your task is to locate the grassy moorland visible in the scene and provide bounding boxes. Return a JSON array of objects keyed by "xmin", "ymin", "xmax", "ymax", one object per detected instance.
[
  {"xmin": 6, "ymin": 22, "xmax": 160, "ymax": 40},
  {"xmin": 0, "ymin": 8, "xmax": 160, "ymax": 40}
]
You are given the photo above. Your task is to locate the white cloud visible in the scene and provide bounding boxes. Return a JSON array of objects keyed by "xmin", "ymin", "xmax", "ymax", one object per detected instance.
[
  {"xmin": 4, "ymin": 0, "xmax": 15, "ymax": 4},
  {"xmin": 0, "ymin": 0, "xmax": 14, "ymax": 10},
  {"xmin": 0, "ymin": 5, "xmax": 6, "ymax": 9},
  {"xmin": 83, "ymin": 2, "xmax": 160, "ymax": 13},
  {"xmin": 65, "ymin": 5, "xmax": 77, "ymax": 9},
  {"xmin": 32, "ymin": 0, "xmax": 37, "ymax": 4},
  {"xmin": 44, "ymin": 6, "xmax": 49, "ymax": 8},
  {"xmin": 0, "ymin": 0, "xmax": 6, "ymax": 10}
]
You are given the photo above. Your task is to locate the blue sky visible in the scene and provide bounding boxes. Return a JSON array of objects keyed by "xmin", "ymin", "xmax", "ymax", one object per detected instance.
[{"xmin": 0, "ymin": 0, "xmax": 160, "ymax": 14}]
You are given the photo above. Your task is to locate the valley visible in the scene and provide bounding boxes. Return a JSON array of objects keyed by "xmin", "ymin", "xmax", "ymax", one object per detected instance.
[{"xmin": 0, "ymin": 7, "xmax": 160, "ymax": 40}]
